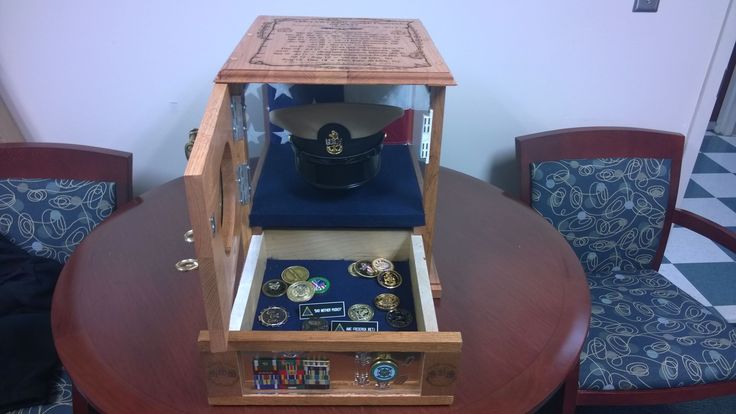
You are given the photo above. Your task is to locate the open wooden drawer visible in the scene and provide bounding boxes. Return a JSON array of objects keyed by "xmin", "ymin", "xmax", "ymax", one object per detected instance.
[
  {"xmin": 183, "ymin": 16, "xmax": 460, "ymax": 405},
  {"xmin": 197, "ymin": 229, "xmax": 461, "ymax": 405}
]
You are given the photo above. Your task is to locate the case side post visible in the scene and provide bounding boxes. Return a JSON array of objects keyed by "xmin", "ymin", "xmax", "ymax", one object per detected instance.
[{"xmin": 423, "ymin": 86, "xmax": 446, "ymax": 295}]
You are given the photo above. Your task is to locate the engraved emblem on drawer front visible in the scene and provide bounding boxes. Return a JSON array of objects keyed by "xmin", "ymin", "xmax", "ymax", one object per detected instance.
[
  {"xmin": 425, "ymin": 363, "xmax": 457, "ymax": 387},
  {"xmin": 207, "ymin": 362, "xmax": 239, "ymax": 386},
  {"xmin": 326, "ymin": 130, "xmax": 343, "ymax": 155}
]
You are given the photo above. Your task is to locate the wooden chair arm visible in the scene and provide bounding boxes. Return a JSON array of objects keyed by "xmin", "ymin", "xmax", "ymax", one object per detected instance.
[{"xmin": 672, "ymin": 208, "xmax": 736, "ymax": 254}]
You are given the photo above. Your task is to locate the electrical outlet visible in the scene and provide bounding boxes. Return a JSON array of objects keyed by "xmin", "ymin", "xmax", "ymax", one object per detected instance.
[{"xmin": 633, "ymin": 0, "xmax": 659, "ymax": 12}]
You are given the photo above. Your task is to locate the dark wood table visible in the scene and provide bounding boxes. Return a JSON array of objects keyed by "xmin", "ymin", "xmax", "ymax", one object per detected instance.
[{"xmin": 52, "ymin": 168, "xmax": 590, "ymax": 414}]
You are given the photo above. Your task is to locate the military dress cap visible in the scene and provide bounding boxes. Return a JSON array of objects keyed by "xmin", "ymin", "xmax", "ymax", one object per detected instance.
[{"xmin": 270, "ymin": 103, "xmax": 404, "ymax": 189}]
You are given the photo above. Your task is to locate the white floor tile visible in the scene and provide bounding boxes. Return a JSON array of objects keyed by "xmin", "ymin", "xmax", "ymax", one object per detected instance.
[
  {"xmin": 663, "ymin": 227, "xmax": 733, "ymax": 264},
  {"xmin": 704, "ymin": 153, "xmax": 736, "ymax": 172},
  {"xmin": 690, "ymin": 173, "xmax": 736, "ymax": 198},
  {"xmin": 714, "ymin": 305, "xmax": 736, "ymax": 323},
  {"xmin": 719, "ymin": 135, "xmax": 736, "ymax": 147},
  {"xmin": 658, "ymin": 264, "xmax": 712, "ymax": 307},
  {"xmin": 678, "ymin": 198, "xmax": 736, "ymax": 226}
]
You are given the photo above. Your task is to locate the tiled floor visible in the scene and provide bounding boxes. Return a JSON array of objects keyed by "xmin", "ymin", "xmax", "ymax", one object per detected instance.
[{"xmin": 662, "ymin": 132, "xmax": 736, "ymax": 323}]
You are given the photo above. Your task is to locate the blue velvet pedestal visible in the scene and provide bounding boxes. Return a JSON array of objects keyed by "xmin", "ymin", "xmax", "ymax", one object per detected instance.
[{"xmin": 249, "ymin": 144, "xmax": 425, "ymax": 228}]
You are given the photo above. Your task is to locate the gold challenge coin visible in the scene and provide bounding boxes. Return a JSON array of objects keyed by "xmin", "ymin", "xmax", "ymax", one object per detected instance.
[
  {"xmin": 374, "ymin": 293, "xmax": 400, "ymax": 311},
  {"xmin": 377, "ymin": 270, "xmax": 403, "ymax": 289},
  {"xmin": 281, "ymin": 265, "xmax": 309, "ymax": 284}
]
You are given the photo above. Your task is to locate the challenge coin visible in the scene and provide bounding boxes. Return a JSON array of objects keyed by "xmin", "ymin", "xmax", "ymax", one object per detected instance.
[
  {"xmin": 372, "ymin": 258, "xmax": 394, "ymax": 272},
  {"xmin": 377, "ymin": 270, "xmax": 403, "ymax": 289},
  {"xmin": 286, "ymin": 280, "xmax": 316, "ymax": 303},
  {"xmin": 370, "ymin": 358, "xmax": 399, "ymax": 383},
  {"xmin": 308, "ymin": 276, "xmax": 331, "ymax": 295},
  {"xmin": 374, "ymin": 293, "xmax": 400, "ymax": 311},
  {"xmin": 354, "ymin": 260, "xmax": 378, "ymax": 278},
  {"xmin": 281, "ymin": 265, "xmax": 310, "ymax": 284},
  {"xmin": 348, "ymin": 304, "xmax": 375, "ymax": 321},
  {"xmin": 258, "ymin": 306, "xmax": 288, "ymax": 327},
  {"xmin": 386, "ymin": 308, "xmax": 413, "ymax": 328},
  {"xmin": 348, "ymin": 262, "xmax": 361, "ymax": 277},
  {"xmin": 261, "ymin": 279, "xmax": 288, "ymax": 297},
  {"xmin": 301, "ymin": 316, "xmax": 329, "ymax": 331}
]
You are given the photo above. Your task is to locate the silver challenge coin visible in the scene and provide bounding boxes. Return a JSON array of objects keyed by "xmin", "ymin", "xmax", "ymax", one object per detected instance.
[
  {"xmin": 386, "ymin": 308, "xmax": 413, "ymax": 329},
  {"xmin": 348, "ymin": 304, "xmax": 375, "ymax": 321},
  {"xmin": 258, "ymin": 306, "xmax": 289, "ymax": 327},
  {"xmin": 372, "ymin": 258, "xmax": 394, "ymax": 272},
  {"xmin": 353, "ymin": 260, "xmax": 378, "ymax": 278}
]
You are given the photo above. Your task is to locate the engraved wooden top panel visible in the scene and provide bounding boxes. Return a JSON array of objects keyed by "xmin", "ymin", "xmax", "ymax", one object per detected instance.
[{"xmin": 217, "ymin": 16, "xmax": 456, "ymax": 86}]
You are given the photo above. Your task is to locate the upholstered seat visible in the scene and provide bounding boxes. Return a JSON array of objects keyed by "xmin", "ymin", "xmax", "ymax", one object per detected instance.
[
  {"xmin": 582, "ymin": 268, "xmax": 736, "ymax": 391},
  {"xmin": 516, "ymin": 127, "xmax": 736, "ymax": 411}
]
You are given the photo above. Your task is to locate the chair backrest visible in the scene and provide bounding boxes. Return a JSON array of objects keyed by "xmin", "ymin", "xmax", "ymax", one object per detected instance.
[
  {"xmin": 0, "ymin": 143, "xmax": 132, "ymax": 263},
  {"xmin": 516, "ymin": 127, "xmax": 684, "ymax": 274}
]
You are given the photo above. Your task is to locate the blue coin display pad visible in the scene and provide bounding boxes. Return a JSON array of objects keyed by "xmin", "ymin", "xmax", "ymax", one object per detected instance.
[
  {"xmin": 253, "ymin": 258, "xmax": 417, "ymax": 332},
  {"xmin": 249, "ymin": 144, "xmax": 425, "ymax": 228}
]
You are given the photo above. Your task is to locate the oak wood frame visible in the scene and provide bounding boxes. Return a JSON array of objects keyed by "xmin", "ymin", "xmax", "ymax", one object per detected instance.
[
  {"xmin": 516, "ymin": 127, "xmax": 736, "ymax": 410},
  {"xmin": 217, "ymin": 16, "xmax": 456, "ymax": 86},
  {"xmin": 183, "ymin": 15, "xmax": 459, "ymax": 405},
  {"xmin": 185, "ymin": 83, "xmax": 247, "ymax": 353}
]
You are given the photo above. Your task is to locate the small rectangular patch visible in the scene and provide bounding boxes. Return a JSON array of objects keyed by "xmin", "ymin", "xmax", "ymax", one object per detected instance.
[
  {"xmin": 330, "ymin": 320, "xmax": 379, "ymax": 332},
  {"xmin": 299, "ymin": 301, "xmax": 346, "ymax": 320}
]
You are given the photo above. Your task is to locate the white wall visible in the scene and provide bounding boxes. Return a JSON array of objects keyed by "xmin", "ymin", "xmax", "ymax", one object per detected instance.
[{"xmin": 0, "ymin": 0, "xmax": 732, "ymax": 195}]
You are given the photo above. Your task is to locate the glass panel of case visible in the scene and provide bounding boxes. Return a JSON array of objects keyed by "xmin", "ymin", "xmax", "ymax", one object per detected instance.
[{"xmin": 241, "ymin": 83, "xmax": 430, "ymax": 219}]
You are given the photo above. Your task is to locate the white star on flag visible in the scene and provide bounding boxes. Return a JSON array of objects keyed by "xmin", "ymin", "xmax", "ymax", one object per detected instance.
[
  {"xmin": 270, "ymin": 83, "xmax": 293, "ymax": 100},
  {"xmin": 273, "ymin": 130, "xmax": 291, "ymax": 144},
  {"xmin": 247, "ymin": 122, "xmax": 264, "ymax": 144},
  {"xmin": 245, "ymin": 83, "xmax": 262, "ymax": 98}
]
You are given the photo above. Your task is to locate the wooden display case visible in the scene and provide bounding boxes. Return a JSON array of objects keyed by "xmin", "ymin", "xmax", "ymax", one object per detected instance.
[{"xmin": 184, "ymin": 16, "xmax": 460, "ymax": 405}]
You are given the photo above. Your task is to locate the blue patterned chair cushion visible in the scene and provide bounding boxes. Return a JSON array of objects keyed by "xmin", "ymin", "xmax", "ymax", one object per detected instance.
[
  {"xmin": 0, "ymin": 178, "xmax": 117, "ymax": 263},
  {"xmin": 531, "ymin": 158, "xmax": 671, "ymax": 274},
  {"xmin": 580, "ymin": 269, "xmax": 736, "ymax": 391},
  {"xmin": 4, "ymin": 368, "xmax": 72, "ymax": 414}
]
